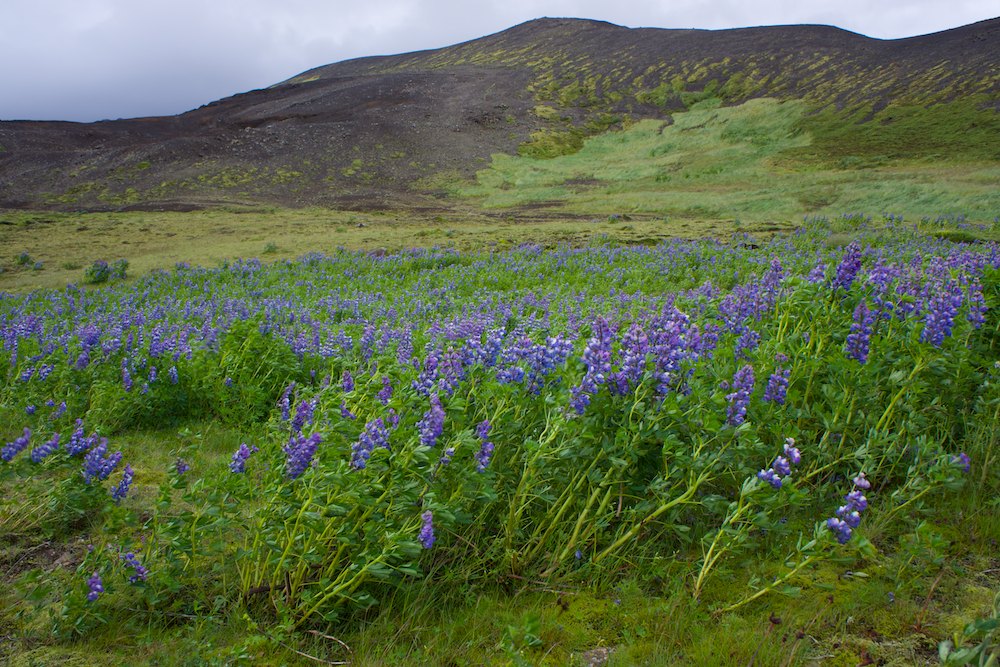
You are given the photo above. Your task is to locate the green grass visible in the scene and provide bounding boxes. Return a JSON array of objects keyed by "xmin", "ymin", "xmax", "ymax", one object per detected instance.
[{"xmin": 460, "ymin": 98, "xmax": 1000, "ymax": 220}]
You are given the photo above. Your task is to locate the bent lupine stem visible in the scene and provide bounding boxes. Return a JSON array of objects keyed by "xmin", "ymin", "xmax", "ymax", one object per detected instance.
[
  {"xmin": 292, "ymin": 553, "xmax": 388, "ymax": 630},
  {"xmin": 714, "ymin": 554, "xmax": 818, "ymax": 616},
  {"xmin": 875, "ymin": 359, "xmax": 928, "ymax": 434},
  {"xmin": 268, "ymin": 488, "xmax": 316, "ymax": 591},
  {"xmin": 693, "ymin": 494, "xmax": 754, "ymax": 599},
  {"xmin": 557, "ymin": 467, "xmax": 621, "ymax": 564},
  {"xmin": 504, "ymin": 413, "xmax": 561, "ymax": 556},
  {"xmin": 797, "ymin": 335, "xmax": 825, "ymax": 426},
  {"xmin": 594, "ymin": 468, "xmax": 711, "ymax": 564},
  {"xmin": 523, "ymin": 453, "xmax": 604, "ymax": 565}
]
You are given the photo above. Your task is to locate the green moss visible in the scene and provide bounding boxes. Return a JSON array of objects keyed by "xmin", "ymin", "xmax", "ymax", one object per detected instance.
[
  {"xmin": 792, "ymin": 96, "xmax": 1000, "ymax": 163},
  {"xmin": 518, "ymin": 129, "xmax": 586, "ymax": 159}
]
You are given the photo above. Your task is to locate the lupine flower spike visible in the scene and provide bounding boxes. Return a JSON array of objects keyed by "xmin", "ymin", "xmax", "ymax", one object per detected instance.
[{"xmin": 419, "ymin": 511, "xmax": 435, "ymax": 549}]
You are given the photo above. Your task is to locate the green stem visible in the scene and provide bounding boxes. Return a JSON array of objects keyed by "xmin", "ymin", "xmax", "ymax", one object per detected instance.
[
  {"xmin": 693, "ymin": 495, "xmax": 753, "ymax": 599},
  {"xmin": 714, "ymin": 554, "xmax": 817, "ymax": 615},
  {"xmin": 594, "ymin": 469, "xmax": 709, "ymax": 564}
]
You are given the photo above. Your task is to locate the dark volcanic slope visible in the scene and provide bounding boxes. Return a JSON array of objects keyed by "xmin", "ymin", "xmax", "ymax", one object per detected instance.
[{"xmin": 1, "ymin": 17, "xmax": 998, "ymax": 210}]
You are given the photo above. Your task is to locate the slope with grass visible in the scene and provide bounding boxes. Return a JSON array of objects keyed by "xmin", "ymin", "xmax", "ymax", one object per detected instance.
[
  {"xmin": 461, "ymin": 98, "xmax": 1000, "ymax": 220},
  {"xmin": 0, "ymin": 17, "xmax": 997, "ymax": 213}
]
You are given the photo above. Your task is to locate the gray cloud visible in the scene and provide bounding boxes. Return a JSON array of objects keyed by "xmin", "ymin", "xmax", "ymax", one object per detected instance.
[{"xmin": 1, "ymin": 0, "xmax": 996, "ymax": 122}]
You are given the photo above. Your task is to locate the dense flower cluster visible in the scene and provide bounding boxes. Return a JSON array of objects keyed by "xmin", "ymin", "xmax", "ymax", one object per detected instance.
[
  {"xmin": 111, "ymin": 465, "xmax": 134, "ymax": 503},
  {"xmin": 845, "ymin": 300, "xmax": 876, "ymax": 363},
  {"xmin": 570, "ymin": 317, "xmax": 614, "ymax": 414},
  {"xmin": 86, "ymin": 572, "xmax": 104, "ymax": 602},
  {"xmin": 475, "ymin": 420, "xmax": 494, "ymax": 472},
  {"xmin": 351, "ymin": 418, "xmax": 390, "ymax": 470},
  {"xmin": 229, "ymin": 443, "xmax": 258, "ymax": 473},
  {"xmin": 1, "ymin": 428, "xmax": 31, "ymax": 462},
  {"xmin": 419, "ymin": 511, "xmax": 435, "ymax": 549},
  {"xmin": 826, "ymin": 472, "xmax": 872, "ymax": 544},
  {"xmin": 284, "ymin": 432, "xmax": 321, "ymax": 479},
  {"xmin": 82, "ymin": 438, "xmax": 123, "ymax": 483},
  {"xmin": 726, "ymin": 365, "xmax": 755, "ymax": 426},
  {"xmin": 757, "ymin": 438, "xmax": 801, "ymax": 489},
  {"xmin": 832, "ymin": 241, "xmax": 863, "ymax": 292},
  {"xmin": 763, "ymin": 354, "xmax": 790, "ymax": 405},
  {"xmin": 29, "ymin": 433, "xmax": 61, "ymax": 463},
  {"xmin": 121, "ymin": 551, "xmax": 149, "ymax": 583},
  {"xmin": 418, "ymin": 395, "xmax": 445, "ymax": 447}
]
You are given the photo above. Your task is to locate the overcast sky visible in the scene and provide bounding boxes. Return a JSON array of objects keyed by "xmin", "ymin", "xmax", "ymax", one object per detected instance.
[{"xmin": 2, "ymin": 0, "xmax": 996, "ymax": 122}]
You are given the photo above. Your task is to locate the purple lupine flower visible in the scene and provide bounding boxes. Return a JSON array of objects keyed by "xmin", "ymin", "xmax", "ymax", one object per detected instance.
[
  {"xmin": 832, "ymin": 242, "xmax": 863, "ymax": 292},
  {"xmin": 82, "ymin": 438, "xmax": 122, "ymax": 483},
  {"xmin": 758, "ymin": 437, "xmax": 802, "ymax": 490},
  {"xmin": 351, "ymin": 418, "xmax": 389, "ymax": 470},
  {"xmin": 475, "ymin": 420, "xmax": 494, "ymax": 472},
  {"xmin": 342, "ymin": 370, "xmax": 355, "ymax": 392},
  {"xmin": 418, "ymin": 395, "xmax": 445, "ymax": 447},
  {"xmin": 920, "ymin": 280, "xmax": 964, "ymax": 347},
  {"xmin": 66, "ymin": 420, "xmax": 93, "ymax": 456},
  {"xmin": 387, "ymin": 408, "xmax": 400, "ymax": 430},
  {"xmin": 285, "ymin": 432, "xmax": 321, "ymax": 480},
  {"xmin": 291, "ymin": 400, "xmax": 315, "ymax": 433},
  {"xmin": 772, "ymin": 456, "xmax": 792, "ymax": 477},
  {"xmin": 30, "ymin": 433, "xmax": 60, "ymax": 463},
  {"xmin": 951, "ymin": 452, "xmax": 971, "ymax": 473},
  {"xmin": 122, "ymin": 366, "xmax": 133, "ymax": 392},
  {"xmin": 734, "ymin": 327, "xmax": 760, "ymax": 361},
  {"xmin": 763, "ymin": 361, "xmax": 790, "ymax": 404},
  {"xmin": 174, "ymin": 458, "xmax": 190, "ymax": 476},
  {"xmin": 412, "ymin": 350, "xmax": 440, "ymax": 396},
  {"xmin": 783, "ymin": 438, "xmax": 801, "ymax": 465},
  {"xmin": 832, "ymin": 471, "xmax": 874, "ymax": 542},
  {"xmin": 168, "ymin": 366, "xmax": 179, "ymax": 384},
  {"xmin": 25, "ymin": 404, "xmax": 36, "ymax": 416},
  {"xmin": 570, "ymin": 317, "xmax": 614, "ymax": 414},
  {"xmin": 438, "ymin": 348, "xmax": 466, "ymax": 396},
  {"xmin": 51, "ymin": 401, "xmax": 67, "ymax": 420},
  {"xmin": 844, "ymin": 489, "xmax": 868, "ymax": 512},
  {"xmin": 148, "ymin": 366, "xmax": 157, "ymax": 383},
  {"xmin": 826, "ymin": 517, "xmax": 853, "ymax": 544},
  {"xmin": 438, "ymin": 446, "xmax": 456, "ymax": 467},
  {"xmin": 845, "ymin": 300, "xmax": 875, "ymax": 363},
  {"xmin": 121, "ymin": 551, "xmax": 149, "ymax": 583},
  {"xmin": 111, "ymin": 465, "xmax": 134, "ymax": 503},
  {"xmin": 757, "ymin": 468, "xmax": 783, "ymax": 489},
  {"xmin": 278, "ymin": 382, "xmax": 295, "ymax": 421},
  {"xmin": 86, "ymin": 572, "xmax": 104, "ymax": 602},
  {"xmin": 725, "ymin": 364, "xmax": 755, "ymax": 426},
  {"xmin": 229, "ymin": 443, "xmax": 258, "ymax": 473},
  {"xmin": 2, "ymin": 427, "xmax": 32, "ymax": 462},
  {"xmin": 611, "ymin": 323, "xmax": 649, "ymax": 395},
  {"xmin": 837, "ymin": 505, "xmax": 862, "ymax": 528},
  {"xmin": 419, "ymin": 511, "xmax": 435, "ymax": 549},
  {"xmin": 339, "ymin": 401, "xmax": 356, "ymax": 420},
  {"xmin": 966, "ymin": 280, "xmax": 987, "ymax": 328},
  {"xmin": 378, "ymin": 375, "xmax": 393, "ymax": 405},
  {"xmin": 762, "ymin": 258, "xmax": 784, "ymax": 300}
]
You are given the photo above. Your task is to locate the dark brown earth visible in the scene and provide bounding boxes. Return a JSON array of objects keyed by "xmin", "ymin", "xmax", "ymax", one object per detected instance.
[{"xmin": 0, "ymin": 17, "xmax": 997, "ymax": 211}]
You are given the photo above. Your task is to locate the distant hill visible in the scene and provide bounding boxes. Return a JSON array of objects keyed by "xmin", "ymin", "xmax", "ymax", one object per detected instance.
[{"xmin": 0, "ymin": 17, "xmax": 998, "ymax": 212}]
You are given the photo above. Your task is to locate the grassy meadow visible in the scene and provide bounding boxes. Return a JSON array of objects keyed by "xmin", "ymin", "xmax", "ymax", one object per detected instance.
[{"xmin": 1, "ymin": 208, "xmax": 999, "ymax": 665}]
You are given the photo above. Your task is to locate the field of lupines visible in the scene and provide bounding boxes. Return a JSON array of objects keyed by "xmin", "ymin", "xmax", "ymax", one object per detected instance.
[{"xmin": 2, "ymin": 218, "xmax": 999, "ymax": 664}]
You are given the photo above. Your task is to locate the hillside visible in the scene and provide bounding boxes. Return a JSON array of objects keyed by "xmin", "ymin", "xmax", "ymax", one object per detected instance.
[{"xmin": 0, "ymin": 17, "xmax": 998, "ymax": 212}]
